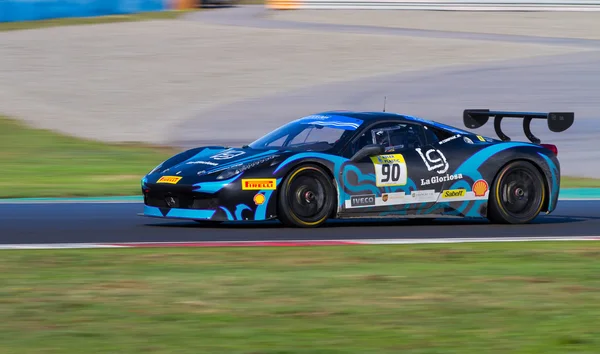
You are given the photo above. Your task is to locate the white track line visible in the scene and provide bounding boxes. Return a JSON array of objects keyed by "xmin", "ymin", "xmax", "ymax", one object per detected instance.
[
  {"xmin": 0, "ymin": 244, "xmax": 129, "ymax": 250},
  {"xmin": 0, "ymin": 236, "xmax": 599, "ymax": 250},
  {"xmin": 353, "ymin": 236, "xmax": 600, "ymax": 244}
]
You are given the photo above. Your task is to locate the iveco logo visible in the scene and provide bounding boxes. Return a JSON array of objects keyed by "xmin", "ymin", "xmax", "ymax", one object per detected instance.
[
  {"xmin": 165, "ymin": 196, "xmax": 177, "ymax": 207},
  {"xmin": 350, "ymin": 194, "xmax": 376, "ymax": 207}
]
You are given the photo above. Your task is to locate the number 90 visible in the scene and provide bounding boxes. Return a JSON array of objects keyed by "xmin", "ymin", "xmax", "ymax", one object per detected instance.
[{"xmin": 381, "ymin": 163, "xmax": 401, "ymax": 182}]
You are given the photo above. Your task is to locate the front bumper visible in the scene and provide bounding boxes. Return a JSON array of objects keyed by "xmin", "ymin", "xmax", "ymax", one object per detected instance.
[
  {"xmin": 140, "ymin": 174, "xmax": 280, "ymax": 222},
  {"xmin": 141, "ymin": 183, "xmax": 223, "ymax": 220},
  {"xmin": 143, "ymin": 205, "xmax": 217, "ymax": 220}
]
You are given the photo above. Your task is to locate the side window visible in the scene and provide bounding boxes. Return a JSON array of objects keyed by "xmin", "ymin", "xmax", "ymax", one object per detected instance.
[
  {"xmin": 266, "ymin": 135, "xmax": 288, "ymax": 147},
  {"xmin": 426, "ymin": 126, "xmax": 454, "ymax": 143},
  {"xmin": 347, "ymin": 122, "xmax": 397, "ymax": 157},
  {"xmin": 346, "ymin": 122, "xmax": 429, "ymax": 157},
  {"xmin": 372, "ymin": 123, "xmax": 426, "ymax": 153},
  {"xmin": 422, "ymin": 126, "xmax": 439, "ymax": 144}
]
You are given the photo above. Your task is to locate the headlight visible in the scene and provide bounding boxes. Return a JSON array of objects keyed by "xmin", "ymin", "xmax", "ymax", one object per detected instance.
[
  {"xmin": 216, "ymin": 164, "xmax": 244, "ymax": 180},
  {"xmin": 216, "ymin": 155, "xmax": 279, "ymax": 180}
]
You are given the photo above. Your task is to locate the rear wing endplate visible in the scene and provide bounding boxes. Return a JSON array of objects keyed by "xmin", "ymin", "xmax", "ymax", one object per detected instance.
[{"xmin": 463, "ymin": 109, "xmax": 574, "ymax": 144}]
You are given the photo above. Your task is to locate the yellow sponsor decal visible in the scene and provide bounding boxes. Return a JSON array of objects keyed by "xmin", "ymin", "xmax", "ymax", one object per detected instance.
[
  {"xmin": 242, "ymin": 178, "xmax": 276, "ymax": 191},
  {"xmin": 157, "ymin": 176, "xmax": 182, "ymax": 184},
  {"xmin": 371, "ymin": 154, "xmax": 405, "ymax": 165},
  {"xmin": 441, "ymin": 189, "xmax": 466, "ymax": 199},
  {"xmin": 477, "ymin": 135, "xmax": 486, "ymax": 142}
]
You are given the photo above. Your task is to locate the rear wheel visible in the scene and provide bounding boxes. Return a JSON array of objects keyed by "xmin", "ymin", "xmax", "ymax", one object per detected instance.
[
  {"xmin": 277, "ymin": 165, "xmax": 335, "ymax": 228},
  {"xmin": 487, "ymin": 161, "xmax": 546, "ymax": 224}
]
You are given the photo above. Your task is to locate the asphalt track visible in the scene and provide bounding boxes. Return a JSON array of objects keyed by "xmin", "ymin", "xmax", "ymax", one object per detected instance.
[{"xmin": 1, "ymin": 200, "xmax": 599, "ymax": 245}]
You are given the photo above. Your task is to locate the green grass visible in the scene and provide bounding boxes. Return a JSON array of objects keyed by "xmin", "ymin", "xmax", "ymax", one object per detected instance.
[
  {"xmin": 0, "ymin": 117, "xmax": 176, "ymax": 198},
  {"xmin": 1, "ymin": 243, "xmax": 600, "ymax": 353},
  {"xmin": 0, "ymin": 116, "xmax": 598, "ymax": 198},
  {"xmin": 0, "ymin": 10, "xmax": 196, "ymax": 32},
  {"xmin": 561, "ymin": 176, "xmax": 600, "ymax": 188}
]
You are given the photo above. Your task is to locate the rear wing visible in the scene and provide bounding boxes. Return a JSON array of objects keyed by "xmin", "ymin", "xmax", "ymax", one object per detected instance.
[{"xmin": 463, "ymin": 109, "xmax": 574, "ymax": 144}]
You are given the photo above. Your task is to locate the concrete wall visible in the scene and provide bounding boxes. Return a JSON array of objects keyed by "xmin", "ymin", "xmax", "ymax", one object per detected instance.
[{"xmin": 0, "ymin": 0, "xmax": 173, "ymax": 23}]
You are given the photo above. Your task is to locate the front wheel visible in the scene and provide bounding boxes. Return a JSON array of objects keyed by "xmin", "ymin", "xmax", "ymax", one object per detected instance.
[
  {"xmin": 487, "ymin": 161, "xmax": 546, "ymax": 224},
  {"xmin": 277, "ymin": 164, "xmax": 335, "ymax": 228}
]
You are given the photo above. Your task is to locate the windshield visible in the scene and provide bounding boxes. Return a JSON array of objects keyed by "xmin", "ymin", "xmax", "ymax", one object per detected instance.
[{"xmin": 248, "ymin": 114, "xmax": 363, "ymax": 151}]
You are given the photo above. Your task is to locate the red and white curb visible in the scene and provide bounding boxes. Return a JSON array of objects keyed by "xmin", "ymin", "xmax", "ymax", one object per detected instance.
[{"xmin": 1, "ymin": 236, "xmax": 599, "ymax": 249}]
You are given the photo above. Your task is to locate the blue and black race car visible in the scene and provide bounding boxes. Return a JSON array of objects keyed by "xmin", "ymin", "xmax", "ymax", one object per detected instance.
[{"xmin": 141, "ymin": 109, "xmax": 573, "ymax": 227}]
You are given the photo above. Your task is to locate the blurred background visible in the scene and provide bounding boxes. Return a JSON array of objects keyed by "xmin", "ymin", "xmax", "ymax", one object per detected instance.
[{"xmin": 2, "ymin": 2, "xmax": 600, "ymax": 353}]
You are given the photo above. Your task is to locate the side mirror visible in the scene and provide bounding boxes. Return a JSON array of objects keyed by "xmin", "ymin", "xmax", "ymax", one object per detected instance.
[{"xmin": 350, "ymin": 144, "xmax": 385, "ymax": 162}]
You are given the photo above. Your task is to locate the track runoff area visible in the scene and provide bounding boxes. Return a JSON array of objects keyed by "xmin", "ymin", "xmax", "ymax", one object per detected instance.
[{"xmin": 2, "ymin": 238, "xmax": 599, "ymax": 250}]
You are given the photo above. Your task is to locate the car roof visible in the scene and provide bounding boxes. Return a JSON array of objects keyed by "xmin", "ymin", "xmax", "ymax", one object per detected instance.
[
  {"xmin": 318, "ymin": 111, "xmax": 415, "ymax": 122},
  {"xmin": 315, "ymin": 110, "xmax": 474, "ymax": 135}
]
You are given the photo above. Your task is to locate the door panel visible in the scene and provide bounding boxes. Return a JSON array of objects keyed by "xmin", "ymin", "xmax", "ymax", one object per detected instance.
[
  {"xmin": 341, "ymin": 150, "xmax": 446, "ymax": 214},
  {"xmin": 341, "ymin": 148, "xmax": 442, "ymax": 213},
  {"xmin": 340, "ymin": 121, "xmax": 456, "ymax": 215}
]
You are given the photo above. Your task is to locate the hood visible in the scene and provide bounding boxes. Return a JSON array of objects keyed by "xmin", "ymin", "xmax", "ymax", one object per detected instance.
[{"xmin": 151, "ymin": 146, "xmax": 284, "ymax": 179}]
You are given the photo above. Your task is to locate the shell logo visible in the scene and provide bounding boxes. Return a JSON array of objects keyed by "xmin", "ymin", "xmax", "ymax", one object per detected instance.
[
  {"xmin": 253, "ymin": 193, "xmax": 266, "ymax": 205},
  {"xmin": 473, "ymin": 179, "xmax": 489, "ymax": 197}
]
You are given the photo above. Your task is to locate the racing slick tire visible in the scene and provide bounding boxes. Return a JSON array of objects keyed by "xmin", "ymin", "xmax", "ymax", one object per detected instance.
[
  {"xmin": 487, "ymin": 160, "xmax": 546, "ymax": 224},
  {"xmin": 277, "ymin": 164, "xmax": 335, "ymax": 228}
]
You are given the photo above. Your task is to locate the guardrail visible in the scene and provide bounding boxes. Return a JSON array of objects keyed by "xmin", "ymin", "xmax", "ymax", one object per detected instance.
[
  {"xmin": 0, "ymin": 0, "xmax": 177, "ymax": 23},
  {"xmin": 266, "ymin": 0, "xmax": 600, "ymax": 10}
]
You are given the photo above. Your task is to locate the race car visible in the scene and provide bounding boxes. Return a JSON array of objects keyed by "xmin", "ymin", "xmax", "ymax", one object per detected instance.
[{"xmin": 141, "ymin": 109, "xmax": 573, "ymax": 227}]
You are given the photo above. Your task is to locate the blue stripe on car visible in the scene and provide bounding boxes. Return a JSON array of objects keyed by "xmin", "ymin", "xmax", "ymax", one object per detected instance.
[{"xmin": 144, "ymin": 206, "xmax": 216, "ymax": 220}]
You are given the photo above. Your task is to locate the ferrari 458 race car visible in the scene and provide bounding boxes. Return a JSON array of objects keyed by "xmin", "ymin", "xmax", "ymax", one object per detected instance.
[{"xmin": 141, "ymin": 109, "xmax": 573, "ymax": 227}]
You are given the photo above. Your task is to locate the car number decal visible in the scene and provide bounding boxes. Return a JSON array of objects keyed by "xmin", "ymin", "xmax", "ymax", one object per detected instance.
[{"xmin": 370, "ymin": 154, "xmax": 407, "ymax": 187}]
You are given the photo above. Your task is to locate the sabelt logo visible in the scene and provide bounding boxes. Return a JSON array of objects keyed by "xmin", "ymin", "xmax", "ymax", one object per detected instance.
[
  {"xmin": 350, "ymin": 194, "xmax": 376, "ymax": 207},
  {"xmin": 157, "ymin": 176, "xmax": 182, "ymax": 184},
  {"xmin": 242, "ymin": 178, "xmax": 276, "ymax": 190},
  {"xmin": 442, "ymin": 189, "xmax": 466, "ymax": 199},
  {"xmin": 473, "ymin": 179, "xmax": 489, "ymax": 197}
]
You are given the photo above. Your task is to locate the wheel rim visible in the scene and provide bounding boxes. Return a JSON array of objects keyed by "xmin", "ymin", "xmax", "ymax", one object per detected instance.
[
  {"xmin": 499, "ymin": 167, "xmax": 540, "ymax": 217},
  {"xmin": 287, "ymin": 171, "xmax": 328, "ymax": 222}
]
